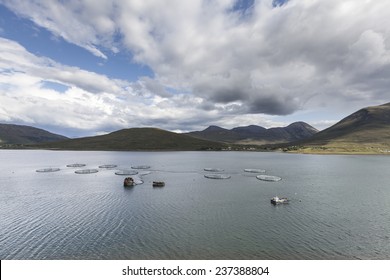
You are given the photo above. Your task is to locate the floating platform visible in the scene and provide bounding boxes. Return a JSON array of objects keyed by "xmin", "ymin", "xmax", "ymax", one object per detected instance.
[
  {"xmin": 36, "ymin": 168, "xmax": 60, "ymax": 173},
  {"xmin": 256, "ymin": 175, "xmax": 282, "ymax": 182},
  {"xmin": 204, "ymin": 174, "xmax": 231, "ymax": 179},
  {"xmin": 244, "ymin": 168, "xmax": 266, "ymax": 173},
  {"xmin": 152, "ymin": 181, "xmax": 165, "ymax": 187},
  {"xmin": 131, "ymin": 165, "xmax": 151, "ymax": 169},
  {"xmin": 204, "ymin": 168, "xmax": 224, "ymax": 172},
  {"xmin": 75, "ymin": 169, "xmax": 99, "ymax": 174},
  {"xmin": 124, "ymin": 177, "xmax": 135, "ymax": 187},
  {"xmin": 115, "ymin": 170, "xmax": 138, "ymax": 176},
  {"xmin": 66, "ymin": 163, "xmax": 86, "ymax": 167},
  {"xmin": 98, "ymin": 164, "xmax": 117, "ymax": 168}
]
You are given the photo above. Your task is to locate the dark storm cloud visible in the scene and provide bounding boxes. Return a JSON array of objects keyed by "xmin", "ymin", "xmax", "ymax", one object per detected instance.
[{"xmin": 248, "ymin": 95, "xmax": 299, "ymax": 115}]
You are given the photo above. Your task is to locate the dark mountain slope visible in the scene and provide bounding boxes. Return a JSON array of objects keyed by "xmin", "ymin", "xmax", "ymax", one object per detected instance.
[
  {"xmin": 302, "ymin": 103, "xmax": 390, "ymax": 145},
  {"xmin": 37, "ymin": 127, "xmax": 226, "ymax": 151},
  {"xmin": 285, "ymin": 102, "xmax": 390, "ymax": 154},
  {"xmin": 0, "ymin": 123, "xmax": 68, "ymax": 145},
  {"xmin": 187, "ymin": 122, "xmax": 318, "ymax": 144}
]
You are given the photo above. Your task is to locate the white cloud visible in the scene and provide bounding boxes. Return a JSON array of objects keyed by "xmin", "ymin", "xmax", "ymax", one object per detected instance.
[
  {"xmin": 1, "ymin": 0, "xmax": 390, "ymax": 135},
  {"xmin": 0, "ymin": 37, "xmax": 247, "ymax": 135},
  {"xmin": 0, "ymin": 0, "xmax": 113, "ymax": 59}
]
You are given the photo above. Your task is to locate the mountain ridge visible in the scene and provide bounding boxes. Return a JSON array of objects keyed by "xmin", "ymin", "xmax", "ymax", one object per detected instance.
[
  {"xmin": 186, "ymin": 121, "xmax": 318, "ymax": 144},
  {"xmin": 2, "ymin": 102, "xmax": 389, "ymax": 153}
]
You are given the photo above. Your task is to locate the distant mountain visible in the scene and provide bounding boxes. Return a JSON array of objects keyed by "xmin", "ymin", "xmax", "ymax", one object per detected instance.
[
  {"xmin": 37, "ymin": 127, "xmax": 226, "ymax": 151},
  {"xmin": 185, "ymin": 125, "xmax": 242, "ymax": 143},
  {"xmin": 186, "ymin": 122, "xmax": 318, "ymax": 144},
  {"xmin": 7, "ymin": 101, "xmax": 389, "ymax": 154},
  {"xmin": 0, "ymin": 123, "xmax": 68, "ymax": 145},
  {"xmin": 287, "ymin": 102, "xmax": 390, "ymax": 153}
]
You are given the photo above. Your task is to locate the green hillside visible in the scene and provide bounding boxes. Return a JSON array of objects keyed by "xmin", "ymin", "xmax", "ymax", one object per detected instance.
[
  {"xmin": 284, "ymin": 103, "xmax": 390, "ymax": 154},
  {"xmin": 36, "ymin": 127, "xmax": 226, "ymax": 151}
]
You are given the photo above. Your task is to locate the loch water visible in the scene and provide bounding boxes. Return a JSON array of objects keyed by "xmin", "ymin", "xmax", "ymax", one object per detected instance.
[{"xmin": 1, "ymin": 150, "xmax": 389, "ymax": 259}]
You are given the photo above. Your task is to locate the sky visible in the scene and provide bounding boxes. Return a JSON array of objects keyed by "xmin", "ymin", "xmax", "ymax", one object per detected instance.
[{"xmin": 0, "ymin": 0, "xmax": 389, "ymax": 137}]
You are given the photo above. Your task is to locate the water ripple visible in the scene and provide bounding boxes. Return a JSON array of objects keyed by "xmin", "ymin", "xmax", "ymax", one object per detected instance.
[{"xmin": 2, "ymin": 151, "xmax": 390, "ymax": 259}]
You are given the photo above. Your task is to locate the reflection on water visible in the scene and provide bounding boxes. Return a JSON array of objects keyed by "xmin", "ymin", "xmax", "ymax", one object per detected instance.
[{"xmin": 1, "ymin": 150, "xmax": 390, "ymax": 259}]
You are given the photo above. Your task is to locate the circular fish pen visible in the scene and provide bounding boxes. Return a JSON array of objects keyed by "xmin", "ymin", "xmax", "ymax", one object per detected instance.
[
  {"xmin": 115, "ymin": 170, "xmax": 139, "ymax": 176},
  {"xmin": 131, "ymin": 165, "xmax": 151, "ymax": 169},
  {"xmin": 256, "ymin": 175, "xmax": 282, "ymax": 182},
  {"xmin": 36, "ymin": 168, "xmax": 60, "ymax": 173},
  {"xmin": 244, "ymin": 168, "xmax": 266, "ymax": 173},
  {"xmin": 66, "ymin": 163, "xmax": 86, "ymax": 168},
  {"xmin": 98, "ymin": 164, "xmax": 117, "ymax": 168},
  {"xmin": 204, "ymin": 168, "xmax": 224, "ymax": 172},
  {"xmin": 204, "ymin": 174, "xmax": 231, "ymax": 179},
  {"xmin": 75, "ymin": 169, "xmax": 99, "ymax": 174}
]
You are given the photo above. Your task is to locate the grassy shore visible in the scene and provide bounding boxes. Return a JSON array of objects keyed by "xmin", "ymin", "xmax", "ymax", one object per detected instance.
[{"xmin": 283, "ymin": 143, "xmax": 390, "ymax": 155}]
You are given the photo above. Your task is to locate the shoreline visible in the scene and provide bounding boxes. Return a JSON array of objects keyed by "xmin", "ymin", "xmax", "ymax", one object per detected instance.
[
  {"xmin": 283, "ymin": 147, "xmax": 390, "ymax": 155},
  {"xmin": 1, "ymin": 146, "xmax": 389, "ymax": 155}
]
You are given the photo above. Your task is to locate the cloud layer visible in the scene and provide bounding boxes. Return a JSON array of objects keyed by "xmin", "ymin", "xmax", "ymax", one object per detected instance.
[
  {"xmin": 0, "ymin": 37, "xmax": 250, "ymax": 136},
  {"xmin": 1, "ymin": 0, "xmax": 390, "ymax": 135}
]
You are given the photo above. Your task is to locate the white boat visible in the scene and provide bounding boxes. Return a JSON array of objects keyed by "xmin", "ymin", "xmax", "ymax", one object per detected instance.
[{"xmin": 270, "ymin": 196, "xmax": 289, "ymax": 205}]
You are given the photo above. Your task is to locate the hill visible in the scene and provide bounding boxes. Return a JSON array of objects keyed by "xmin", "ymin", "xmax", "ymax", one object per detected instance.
[
  {"xmin": 185, "ymin": 125, "xmax": 243, "ymax": 143},
  {"xmin": 186, "ymin": 122, "xmax": 318, "ymax": 144},
  {"xmin": 36, "ymin": 127, "xmax": 226, "ymax": 151},
  {"xmin": 285, "ymin": 103, "xmax": 390, "ymax": 154},
  {"xmin": 0, "ymin": 123, "xmax": 68, "ymax": 145}
]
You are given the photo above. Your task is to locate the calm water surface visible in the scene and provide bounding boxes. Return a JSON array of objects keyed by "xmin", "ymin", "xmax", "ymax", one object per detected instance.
[{"xmin": 1, "ymin": 150, "xmax": 389, "ymax": 259}]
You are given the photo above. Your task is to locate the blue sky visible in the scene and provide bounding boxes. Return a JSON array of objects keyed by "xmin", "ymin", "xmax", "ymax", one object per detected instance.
[
  {"xmin": 0, "ymin": 4, "xmax": 153, "ymax": 81},
  {"xmin": 0, "ymin": 0, "xmax": 389, "ymax": 137}
]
